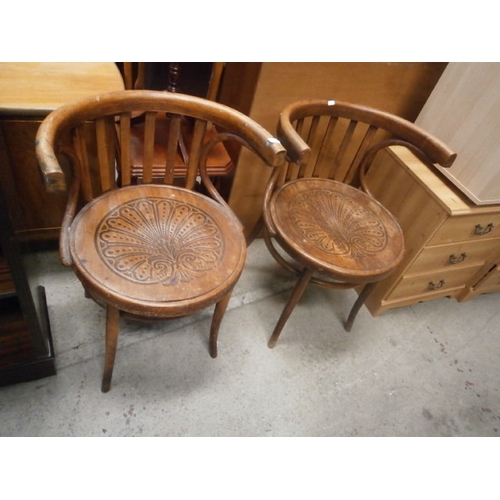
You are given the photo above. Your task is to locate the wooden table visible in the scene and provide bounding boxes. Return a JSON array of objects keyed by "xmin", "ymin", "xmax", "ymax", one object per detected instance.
[{"xmin": 0, "ymin": 62, "xmax": 124, "ymax": 241}]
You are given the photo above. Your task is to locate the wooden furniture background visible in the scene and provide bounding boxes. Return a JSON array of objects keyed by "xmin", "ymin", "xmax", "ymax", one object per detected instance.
[
  {"xmin": 362, "ymin": 147, "xmax": 500, "ymax": 315},
  {"xmin": 415, "ymin": 62, "xmax": 500, "ymax": 205},
  {"xmin": 218, "ymin": 62, "xmax": 449, "ymax": 237},
  {"xmin": 118, "ymin": 62, "xmax": 236, "ymax": 200},
  {"xmin": 0, "ymin": 62, "xmax": 125, "ymax": 242},
  {"xmin": 0, "ymin": 63, "xmax": 446, "ymax": 243},
  {"xmin": 0, "ymin": 179, "xmax": 55, "ymax": 386}
]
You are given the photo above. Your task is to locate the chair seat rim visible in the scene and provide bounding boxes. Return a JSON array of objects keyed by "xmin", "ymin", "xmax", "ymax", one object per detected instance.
[
  {"xmin": 268, "ymin": 178, "xmax": 405, "ymax": 283},
  {"xmin": 69, "ymin": 184, "xmax": 246, "ymax": 317}
]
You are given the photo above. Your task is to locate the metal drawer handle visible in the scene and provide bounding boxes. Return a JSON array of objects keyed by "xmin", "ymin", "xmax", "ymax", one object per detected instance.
[
  {"xmin": 428, "ymin": 279, "xmax": 445, "ymax": 290},
  {"xmin": 474, "ymin": 223, "xmax": 494, "ymax": 236},
  {"xmin": 449, "ymin": 252, "xmax": 467, "ymax": 264}
]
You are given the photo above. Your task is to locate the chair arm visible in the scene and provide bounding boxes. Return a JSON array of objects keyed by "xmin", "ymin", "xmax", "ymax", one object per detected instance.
[
  {"xmin": 276, "ymin": 111, "xmax": 312, "ymax": 166},
  {"xmin": 35, "ymin": 136, "xmax": 67, "ymax": 193}
]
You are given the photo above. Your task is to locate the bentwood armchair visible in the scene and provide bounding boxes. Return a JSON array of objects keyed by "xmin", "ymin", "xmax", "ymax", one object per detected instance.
[
  {"xmin": 263, "ymin": 99, "xmax": 456, "ymax": 348},
  {"xmin": 36, "ymin": 90, "xmax": 285, "ymax": 391}
]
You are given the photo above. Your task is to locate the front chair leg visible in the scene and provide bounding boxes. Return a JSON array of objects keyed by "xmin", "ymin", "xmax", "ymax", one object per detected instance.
[
  {"xmin": 345, "ymin": 282, "xmax": 376, "ymax": 332},
  {"xmin": 268, "ymin": 267, "xmax": 313, "ymax": 349},
  {"xmin": 209, "ymin": 290, "xmax": 233, "ymax": 359},
  {"xmin": 101, "ymin": 305, "xmax": 120, "ymax": 393}
]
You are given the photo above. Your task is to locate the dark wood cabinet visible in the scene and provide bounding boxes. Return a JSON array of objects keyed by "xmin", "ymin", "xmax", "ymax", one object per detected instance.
[
  {"xmin": 0, "ymin": 180, "xmax": 56, "ymax": 386},
  {"xmin": 0, "ymin": 62, "xmax": 125, "ymax": 242}
]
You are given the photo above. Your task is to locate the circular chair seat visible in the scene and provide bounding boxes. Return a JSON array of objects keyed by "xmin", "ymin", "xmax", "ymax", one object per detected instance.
[
  {"xmin": 268, "ymin": 178, "xmax": 405, "ymax": 284},
  {"xmin": 69, "ymin": 184, "xmax": 246, "ymax": 318}
]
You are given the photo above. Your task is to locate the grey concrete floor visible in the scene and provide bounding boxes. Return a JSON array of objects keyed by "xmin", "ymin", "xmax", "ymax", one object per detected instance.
[{"xmin": 1, "ymin": 238, "xmax": 499, "ymax": 437}]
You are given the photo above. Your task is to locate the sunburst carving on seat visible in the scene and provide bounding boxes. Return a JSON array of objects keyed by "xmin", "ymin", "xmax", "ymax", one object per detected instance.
[
  {"xmin": 96, "ymin": 197, "xmax": 224, "ymax": 285},
  {"xmin": 290, "ymin": 189, "xmax": 387, "ymax": 258}
]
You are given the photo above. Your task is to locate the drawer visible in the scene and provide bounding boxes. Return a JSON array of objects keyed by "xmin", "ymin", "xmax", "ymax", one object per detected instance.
[
  {"xmin": 386, "ymin": 264, "xmax": 483, "ymax": 301},
  {"xmin": 428, "ymin": 213, "xmax": 500, "ymax": 245},
  {"xmin": 407, "ymin": 239, "xmax": 499, "ymax": 275}
]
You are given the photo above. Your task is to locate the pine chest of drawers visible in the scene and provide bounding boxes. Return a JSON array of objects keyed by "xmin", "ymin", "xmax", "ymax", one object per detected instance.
[{"xmin": 363, "ymin": 146, "xmax": 500, "ymax": 315}]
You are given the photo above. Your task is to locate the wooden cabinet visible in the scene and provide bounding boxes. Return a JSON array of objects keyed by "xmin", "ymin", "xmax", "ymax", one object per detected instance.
[
  {"xmin": 0, "ymin": 180, "xmax": 55, "ymax": 386},
  {"xmin": 363, "ymin": 146, "xmax": 500, "ymax": 315},
  {"xmin": 0, "ymin": 62, "xmax": 124, "ymax": 242}
]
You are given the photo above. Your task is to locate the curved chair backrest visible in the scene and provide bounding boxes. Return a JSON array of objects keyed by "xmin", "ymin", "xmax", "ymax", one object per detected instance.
[
  {"xmin": 276, "ymin": 99, "xmax": 456, "ymax": 191},
  {"xmin": 36, "ymin": 90, "xmax": 286, "ymax": 265},
  {"xmin": 36, "ymin": 90, "xmax": 286, "ymax": 201}
]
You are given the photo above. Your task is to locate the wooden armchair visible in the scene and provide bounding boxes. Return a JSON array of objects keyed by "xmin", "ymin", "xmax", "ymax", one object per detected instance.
[
  {"xmin": 263, "ymin": 99, "xmax": 456, "ymax": 348},
  {"xmin": 36, "ymin": 90, "xmax": 285, "ymax": 391}
]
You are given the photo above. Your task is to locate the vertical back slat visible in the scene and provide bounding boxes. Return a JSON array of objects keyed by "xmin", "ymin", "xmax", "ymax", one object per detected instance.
[
  {"xmin": 164, "ymin": 114, "xmax": 182, "ymax": 185},
  {"xmin": 185, "ymin": 118, "xmax": 207, "ymax": 189},
  {"xmin": 95, "ymin": 116, "xmax": 117, "ymax": 193},
  {"xmin": 343, "ymin": 124, "xmax": 379, "ymax": 185},
  {"xmin": 312, "ymin": 116, "xmax": 339, "ymax": 178},
  {"xmin": 119, "ymin": 112, "xmax": 132, "ymax": 187},
  {"xmin": 72, "ymin": 125, "xmax": 93, "ymax": 202},
  {"xmin": 300, "ymin": 116, "xmax": 321, "ymax": 178},
  {"xmin": 327, "ymin": 119, "xmax": 358, "ymax": 181},
  {"xmin": 142, "ymin": 111, "xmax": 157, "ymax": 183},
  {"xmin": 284, "ymin": 118, "xmax": 304, "ymax": 182}
]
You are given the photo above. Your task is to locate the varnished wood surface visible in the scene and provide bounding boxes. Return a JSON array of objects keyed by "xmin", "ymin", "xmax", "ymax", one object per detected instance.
[
  {"xmin": 129, "ymin": 115, "xmax": 234, "ymax": 180},
  {"xmin": 362, "ymin": 148, "xmax": 500, "ymax": 315},
  {"xmin": 387, "ymin": 147, "xmax": 500, "ymax": 216},
  {"xmin": 270, "ymin": 178, "xmax": 404, "ymax": 283},
  {"xmin": 0, "ymin": 62, "xmax": 124, "ymax": 116},
  {"xmin": 70, "ymin": 184, "xmax": 246, "ymax": 317}
]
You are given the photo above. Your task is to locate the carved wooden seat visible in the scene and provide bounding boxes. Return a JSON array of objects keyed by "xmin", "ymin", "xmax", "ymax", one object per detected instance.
[
  {"xmin": 263, "ymin": 99, "xmax": 456, "ymax": 348},
  {"xmin": 36, "ymin": 90, "xmax": 285, "ymax": 391}
]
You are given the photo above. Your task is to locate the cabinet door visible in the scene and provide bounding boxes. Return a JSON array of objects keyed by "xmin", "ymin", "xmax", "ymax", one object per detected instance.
[{"xmin": 0, "ymin": 120, "xmax": 68, "ymax": 241}]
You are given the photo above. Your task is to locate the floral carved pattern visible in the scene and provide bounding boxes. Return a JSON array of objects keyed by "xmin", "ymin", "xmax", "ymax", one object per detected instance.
[
  {"xmin": 290, "ymin": 189, "xmax": 387, "ymax": 258},
  {"xmin": 96, "ymin": 198, "xmax": 223, "ymax": 285}
]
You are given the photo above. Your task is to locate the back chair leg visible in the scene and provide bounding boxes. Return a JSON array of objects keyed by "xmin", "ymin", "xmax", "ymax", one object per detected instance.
[
  {"xmin": 209, "ymin": 290, "xmax": 233, "ymax": 359},
  {"xmin": 268, "ymin": 267, "xmax": 313, "ymax": 349},
  {"xmin": 345, "ymin": 282, "xmax": 376, "ymax": 332},
  {"xmin": 101, "ymin": 305, "xmax": 120, "ymax": 393}
]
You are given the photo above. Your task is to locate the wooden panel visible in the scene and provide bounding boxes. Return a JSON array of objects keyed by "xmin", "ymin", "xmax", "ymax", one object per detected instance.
[
  {"xmin": 223, "ymin": 62, "xmax": 448, "ymax": 235},
  {"xmin": 0, "ymin": 62, "xmax": 124, "ymax": 116},
  {"xmin": 416, "ymin": 63, "xmax": 500, "ymax": 205},
  {"xmin": 0, "ymin": 253, "xmax": 15, "ymax": 295},
  {"xmin": 0, "ymin": 120, "xmax": 69, "ymax": 237}
]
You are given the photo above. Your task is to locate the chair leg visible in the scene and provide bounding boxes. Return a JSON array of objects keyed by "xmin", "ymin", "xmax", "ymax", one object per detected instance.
[
  {"xmin": 101, "ymin": 305, "xmax": 120, "ymax": 393},
  {"xmin": 345, "ymin": 282, "xmax": 376, "ymax": 332},
  {"xmin": 268, "ymin": 267, "xmax": 313, "ymax": 349},
  {"xmin": 209, "ymin": 290, "xmax": 232, "ymax": 359}
]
